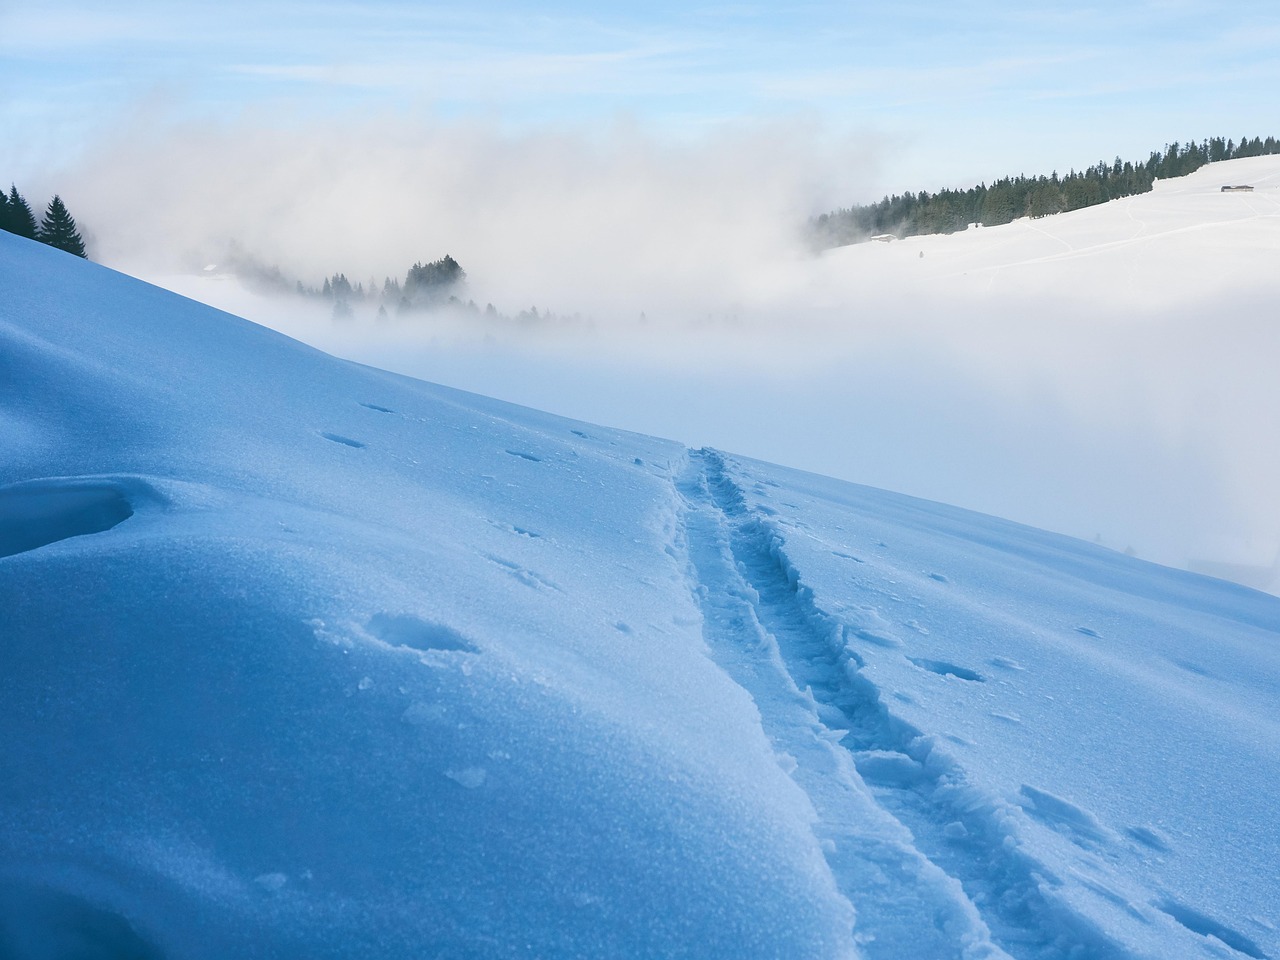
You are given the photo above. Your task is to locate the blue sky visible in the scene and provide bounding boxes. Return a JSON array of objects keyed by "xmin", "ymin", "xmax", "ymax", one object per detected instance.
[{"xmin": 4, "ymin": 1, "xmax": 1279, "ymax": 196}]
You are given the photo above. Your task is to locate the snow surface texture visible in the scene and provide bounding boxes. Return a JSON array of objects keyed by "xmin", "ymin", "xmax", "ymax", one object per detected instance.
[{"xmin": 1, "ymin": 232, "xmax": 1278, "ymax": 959}]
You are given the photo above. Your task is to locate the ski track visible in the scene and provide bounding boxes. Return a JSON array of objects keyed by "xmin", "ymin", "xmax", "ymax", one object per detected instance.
[{"xmin": 675, "ymin": 448, "xmax": 1126, "ymax": 960}]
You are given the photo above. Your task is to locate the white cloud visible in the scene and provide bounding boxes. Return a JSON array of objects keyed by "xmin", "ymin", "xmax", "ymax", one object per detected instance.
[{"xmin": 61, "ymin": 114, "xmax": 869, "ymax": 320}]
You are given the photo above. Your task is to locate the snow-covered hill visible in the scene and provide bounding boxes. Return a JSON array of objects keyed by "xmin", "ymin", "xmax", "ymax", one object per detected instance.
[
  {"xmin": 817, "ymin": 154, "xmax": 1280, "ymax": 309},
  {"xmin": 2, "ymin": 231, "xmax": 1278, "ymax": 959}
]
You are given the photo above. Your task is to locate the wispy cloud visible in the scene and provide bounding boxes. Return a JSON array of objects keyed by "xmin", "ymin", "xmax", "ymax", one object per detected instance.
[
  {"xmin": 6, "ymin": 0, "xmax": 1280, "ymax": 192},
  {"xmin": 60, "ymin": 114, "xmax": 871, "ymax": 317}
]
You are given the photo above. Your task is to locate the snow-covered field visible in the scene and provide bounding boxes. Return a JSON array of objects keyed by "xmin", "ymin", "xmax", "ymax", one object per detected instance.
[
  {"xmin": 817, "ymin": 154, "xmax": 1280, "ymax": 308},
  {"xmin": 135, "ymin": 155, "xmax": 1280, "ymax": 593},
  {"xmin": 2, "ymin": 219, "xmax": 1278, "ymax": 957}
]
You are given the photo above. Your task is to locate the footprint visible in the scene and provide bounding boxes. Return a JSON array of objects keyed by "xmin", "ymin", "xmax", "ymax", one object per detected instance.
[
  {"xmin": 0, "ymin": 881, "xmax": 163, "ymax": 960},
  {"xmin": 505, "ymin": 450, "xmax": 542, "ymax": 462},
  {"xmin": 483, "ymin": 553, "xmax": 562, "ymax": 592},
  {"xmin": 1074, "ymin": 626, "xmax": 1101, "ymax": 638},
  {"xmin": 1156, "ymin": 900, "xmax": 1268, "ymax": 959},
  {"xmin": 908, "ymin": 658, "xmax": 984, "ymax": 682},
  {"xmin": 845, "ymin": 609, "xmax": 903, "ymax": 649},
  {"xmin": 927, "ymin": 572, "xmax": 949, "ymax": 583},
  {"xmin": 321, "ymin": 432, "xmax": 365, "ymax": 448},
  {"xmin": 366, "ymin": 613, "xmax": 476, "ymax": 653},
  {"xmin": 852, "ymin": 628, "xmax": 903, "ymax": 649},
  {"xmin": 1019, "ymin": 785, "xmax": 1110, "ymax": 847},
  {"xmin": 1125, "ymin": 825, "xmax": 1171, "ymax": 852},
  {"xmin": 988, "ymin": 656, "xmax": 1025, "ymax": 671},
  {"xmin": 359, "ymin": 402, "xmax": 395, "ymax": 413},
  {"xmin": 0, "ymin": 478, "xmax": 136, "ymax": 559},
  {"xmin": 1074, "ymin": 876, "xmax": 1147, "ymax": 922},
  {"xmin": 1172, "ymin": 659, "xmax": 1213, "ymax": 678},
  {"xmin": 486, "ymin": 519, "xmax": 542, "ymax": 539}
]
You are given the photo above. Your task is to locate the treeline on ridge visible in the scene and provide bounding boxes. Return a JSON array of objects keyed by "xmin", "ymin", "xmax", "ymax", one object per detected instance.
[
  {"xmin": 812, "ymin": 135, "xmax": 1280, "ymax": 249},
  {"xmin": 1, "ymin": 184, "xmax": 88, "ymax": 258}
]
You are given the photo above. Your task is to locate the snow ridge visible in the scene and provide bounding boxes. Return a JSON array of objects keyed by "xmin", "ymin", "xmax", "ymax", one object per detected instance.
[{"xmin": 676, "ymin": 449, "xmax": 1124, "ymax": 960}]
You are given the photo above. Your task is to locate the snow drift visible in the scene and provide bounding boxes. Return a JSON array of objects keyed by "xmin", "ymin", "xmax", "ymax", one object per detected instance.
[{"xmin": 1, "ymin": 231, "xmax": 1277, "ymax": 959}]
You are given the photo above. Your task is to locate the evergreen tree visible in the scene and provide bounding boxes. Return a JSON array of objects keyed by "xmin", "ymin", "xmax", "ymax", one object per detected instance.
[
  {"xmin": 330, "ymin": 273, "xmax": 353, "ymax": 301},
  {"xmin": 37, "ymin": 195, "xmax": 87, "ymax": 257},
  {"xmin": 5, "ymin": 186, "xmax": 38, "ymax": 240},
  {"xmin": 402, "ymin": 254, "xmax": 466, "ymax": 309}
]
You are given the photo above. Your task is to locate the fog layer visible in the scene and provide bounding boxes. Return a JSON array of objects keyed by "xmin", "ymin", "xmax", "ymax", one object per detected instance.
[{"xmin": 55, "ymin": 122, "xmax": 1280, "ymax": 587}]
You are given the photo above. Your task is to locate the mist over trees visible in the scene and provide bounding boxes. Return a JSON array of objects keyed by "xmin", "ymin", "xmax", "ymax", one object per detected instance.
[
  {"xmin": 812, "ymin": 135, "xmax": 1280, "ymax": 249},
  {"xmin": 316, "ymin": 255, "xmax": 580, "ymax": 325},
  {"xmin": 221, "ymin": 250, "xmax": 577, "ymax": 326},
  {"xmin": 0, "ymin": 185, "xmax": 89, "ymax": 257},
  {"xmin": 404, "ymin": 255, "xmax": 464, "ymax": 308},
  {"xmin": 305, "ymin": 254, "xmax": 468, "ymax": 319}
]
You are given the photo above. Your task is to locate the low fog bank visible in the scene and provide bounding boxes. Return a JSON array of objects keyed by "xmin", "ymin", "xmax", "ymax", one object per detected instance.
[
  {"xmin": 155, "ymin": 268, "xmax": 1280, "ymax": 590},
  {"xmin": 58, "ymin": 116, "xmax": 874, "ymax": 324},
  {"xmin": 53, "ymin": 122, "xmax": 1280, "ymax": 591}
]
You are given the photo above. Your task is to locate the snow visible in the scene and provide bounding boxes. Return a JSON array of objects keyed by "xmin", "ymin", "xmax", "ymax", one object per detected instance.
[{"xmin": 2, "ymin": 227, "xmax": 1279, "ymax": 959}]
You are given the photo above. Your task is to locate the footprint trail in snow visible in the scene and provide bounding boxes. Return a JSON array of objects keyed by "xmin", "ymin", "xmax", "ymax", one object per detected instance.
[{"xmin": 676, "ymin": 449, "xmax": 1126, "ymax": 960}]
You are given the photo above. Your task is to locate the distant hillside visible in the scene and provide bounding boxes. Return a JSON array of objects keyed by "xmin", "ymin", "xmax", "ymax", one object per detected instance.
[{"xmin": 812, "ymin": 135, "xmax": 1280, "ymax": 249}]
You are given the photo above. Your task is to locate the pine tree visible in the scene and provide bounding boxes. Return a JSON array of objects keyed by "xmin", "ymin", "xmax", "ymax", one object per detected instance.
[
  {"xmin": 37, "ymin": 195, "xmax": 87, "ymax": 257},
  {"xmin": 5, "ymin": 186, "xmax": 38, "ymax": 240},
  {"xmin": 403, "ymin": 255, "xmax": 466, "ymax": 308}
]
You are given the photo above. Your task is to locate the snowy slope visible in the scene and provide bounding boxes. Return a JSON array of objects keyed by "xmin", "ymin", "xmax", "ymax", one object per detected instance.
[
  {"xmin": 134, "ymin": 155, "xmax": 1280, "ymax": 592},
  {"xmin": 1, "ymin": 231, "xmax": 1278, "ymax": 959},
  {"xmin": 815, "ymin": 154, "xmax": 1280, "ymax": 309}
]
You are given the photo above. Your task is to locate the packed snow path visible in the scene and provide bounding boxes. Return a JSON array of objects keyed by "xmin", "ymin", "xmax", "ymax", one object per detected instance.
[{"xmin": 678, "ymin": 451, "xmax": 1114, "ymax": 959}]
